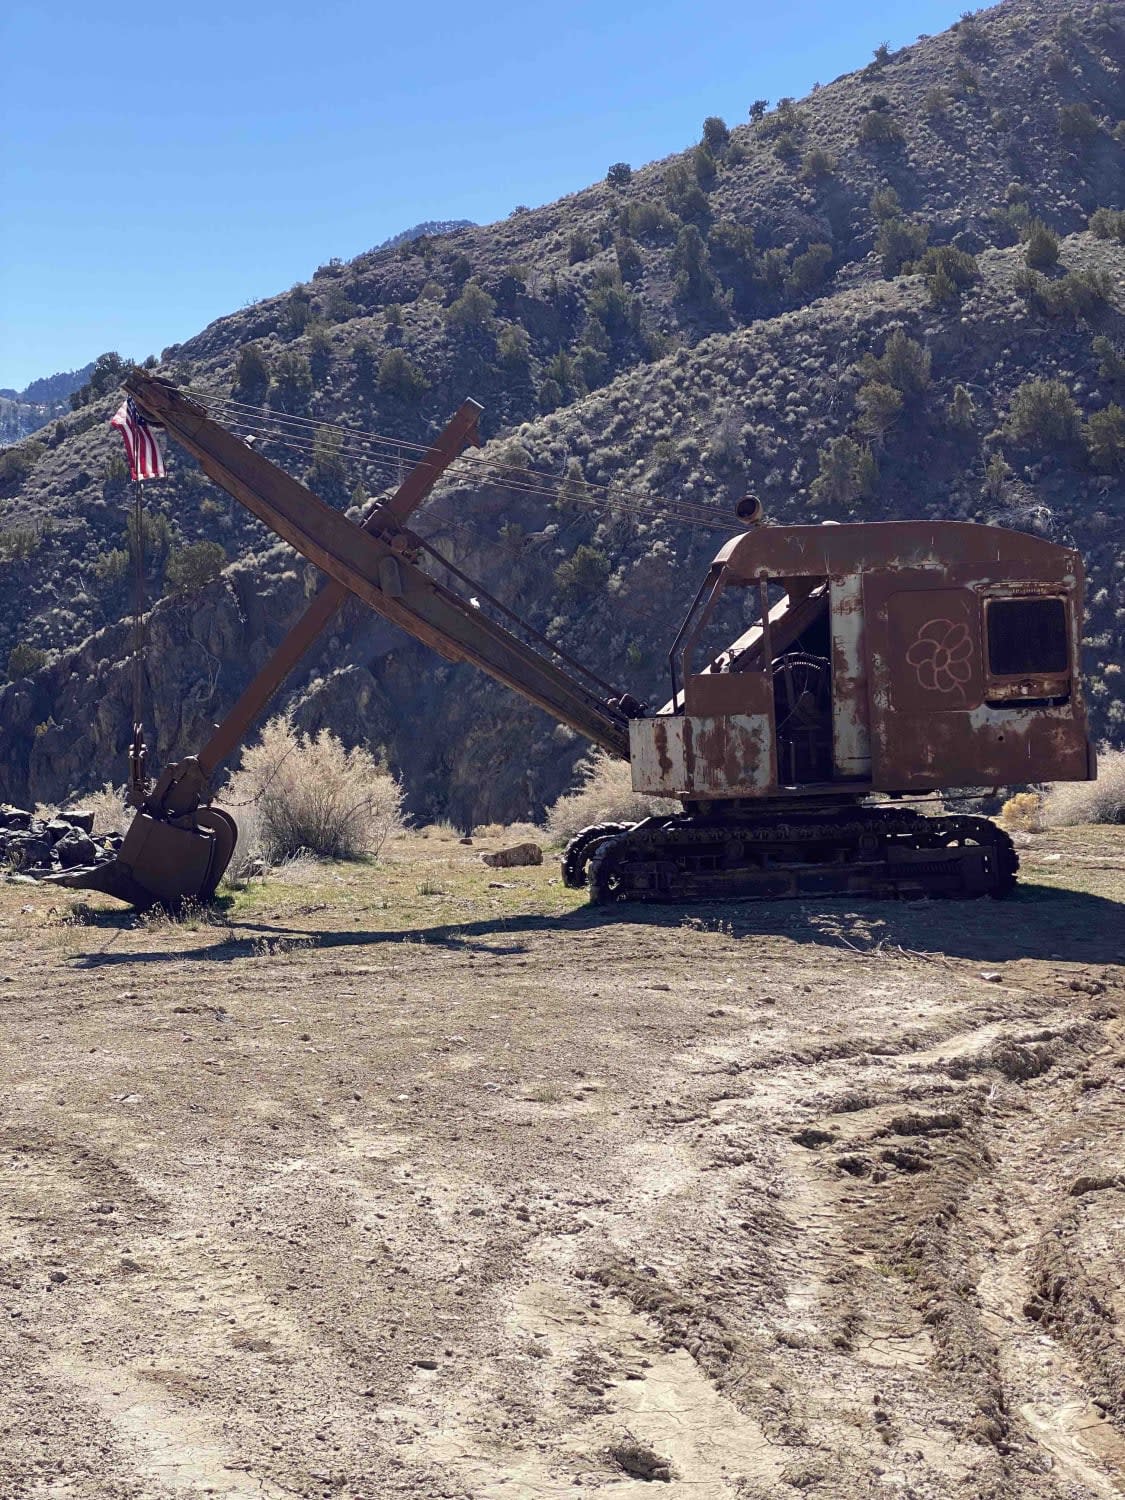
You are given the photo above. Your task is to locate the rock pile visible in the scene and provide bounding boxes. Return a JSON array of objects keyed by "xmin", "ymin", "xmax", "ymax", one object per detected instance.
[{"xmin": 0, "ymin": 806, "xmax": 122, "ymax": 878}]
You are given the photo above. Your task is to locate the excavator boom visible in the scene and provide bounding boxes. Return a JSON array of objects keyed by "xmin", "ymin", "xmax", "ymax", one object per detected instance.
[
  {"xmin": 128, "ymin": 378, "xmax": 629, "ymax": 759},
  {"xmin": 55, "ymin": 379, "xmax": 630, "ymax": 908}
]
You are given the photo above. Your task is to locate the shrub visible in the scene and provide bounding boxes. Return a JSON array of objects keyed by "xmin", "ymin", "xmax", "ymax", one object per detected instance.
[
  {"xmin": 614, "ymin": 235, "xmax": 643, "ymax": 283},
  {"xmin": 93, "ymin": 547, "xmax": 130, "ymax": 583},
  {"xmin": 444, "ymin": 280, "xmax": 496, "ymax": 330},
  {"xmin": 692, "ymin": 142, "xmax": 718, "ymax": 185},
  {"xmin": 126, "ymin": 507, "xmax": 174, "ymax": 560},
  {"xmin": 1084, "ymin": 404, "xmax": 1125, "ymax": 472},
  {"xmin": 1058, "ymin": 102, "xmax": 1099, "ymax": 142},
  {"xmin": 772, "ymin": 132, "xmax": 800, "ymax": 163},
  {"xmin": 270, "ymin": 350, "xmax": 312, "ymax": 409},
  {"xmin": 1015, "ymin": 267, "xmax": 1112, "ymax": 320},
  {"xmin": 234, "ymin": 342, "xmax": 269, "ymax": 393},
  {"xmin": 786, "ymin": 242, "xmax": 832, "ymax": 298},
  {"xmin": 672, "ymin": 224, "xmax": 715, "ymax": 303},
  {"xmin": 1023, "ymin": 219, "xmax": 1060, "ymax": 269},
  {"xmin": 756, "ymin": 99, "xmax": 807, "ymax": 139},
  {"xmin": 869, "ymin": 186, "xmax": 902, "ymax": 223},
  {"xmin": 103, "ymin": 450, "xmax": 129, "ymax": 485},
  {"xmin": 702, "ymin": 116, "xmax": 730, "ymax": 152},
  {"xmin": 860, "ymin": 329, "xmax": 931, "ymax": 400},
  {"xmin": 876, "ymin": 217, "xmax": 928, "ymax": 276},
  {"xmin": 858, "ymin": 111, "xmax": 905, "ymax": 146},
  {"xmin": 79, "ymin": 782, "xmax": 129, "ymax": 836},
  {"xmin": 999, "ymin": 792, "xmax": 1042, "ymax": 831},
  {"xmin": 923, "ymin": 85, "xmax": 950, "ymax": 115},
  {"xmin": 0, "ymin": 441, "xmax": 46, "ymax": 487},
  {"xmin": 68, "ymin": 351, "xmax": 132, "ymax": 410},
  {"xmin": 1041, "ymin": 747, "xmax": 1125, "ymax": 826},
  {"xmin": 621, "ymin": 199, "xmax": 675, "ymax": 240},
  {"xmin": 1089, "ymin": 207, "xmax": 1125, "ymax": 244},
  {"xmin": 165, "ymin": 539, "xmax": 226, "ymax": 594},
  {"xmin": 1005, "ymin": 379, "xmax": 1080, "ymax": 447},
  {"xmin": 956, "ymin": 13, "xmax": 989, "ymax": 54},
  {"xmin": 7, "ymin": 642, "xmax": 48, "ymax": 679},
  {"xmin": 663, "ymin": 162, "xmax": 709, "ymax": 222},
  {"xmin": 800, "ymin": 147, "xmax": 836, "ymax": 182},
  {"xmin": 607, "ymin": 161, "xmax": 632, "ymax": 188},
  {"xmin": 916, "ymin": 245, "xmax": 979, "ymax": 303},
  {"xmin": 539, "ymin": 379, "xmax": 563, "ymax": 413},
  {"xmin": 810, "ymin": 436, "xmax": 878, "ymax": 504},
  {"xmin": 568, "ymin": 230, "xmax": 594, "ymax": 264},
  {"xmin": 218, "ymin": 800, "xmax": 265, "ymax": 889},
  {"xmin": 1092, "ymin": 336, "xmax": 1125, "ymax": 385},
  {"xmin": 223, "ymin": 715, "xmax": 405, "ymax": 861},
  {"xmin": 0, "ymin": 524, "xmax": 42, "ymax": 561},
  {"xmin": 497, "ymin": 323, "xmax": 531, "ymax": 369},
  {"xmin": 377, "ymin": 348, "xmax": 428, "ymax": 400},
  {"xmin": 554, "ymin": 543, "xmax": 610, "ymax": 599},
  {"xmin": 1055, "ymin": 269, "xmax": 1113, "ymax": 318},
  {"xmin": 982, "ymin": 452, "xmax": 1011, "ymax": 500},
  {"xmin": 283, "ymin": 286, "xmax": 313, "ymax": 337},
  {"xmin": 855, "ymin": 380, "xmax": 903, "ymax": 437},
  {"xmin": 749, "ymin": 99, "xmax": 768, "ymax": 123},
  {"xmin": 545, "ymin": 753, "xmax": 678, "ymax": 843},
  {"xmin": 947, "ymin": 384, "xmax": 976, "ymax": 430},
  {"xmin": 311, "ymin": 427, "xmax": 345, "ymax": 485},
  {"xmin": 323, "ymin": 281, "xmax": 355, "ymax": 323}
]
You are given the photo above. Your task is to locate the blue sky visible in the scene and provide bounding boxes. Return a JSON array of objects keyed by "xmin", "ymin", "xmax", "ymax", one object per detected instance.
[{"xmin": 2, "ymin": 0, "xmax": 970, "ymax": 392}]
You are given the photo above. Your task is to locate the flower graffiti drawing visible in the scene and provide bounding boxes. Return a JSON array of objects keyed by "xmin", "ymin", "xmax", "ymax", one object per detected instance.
[{"xmin": 906, "ymin": 619, "xmax": 973, "ymax": 692}]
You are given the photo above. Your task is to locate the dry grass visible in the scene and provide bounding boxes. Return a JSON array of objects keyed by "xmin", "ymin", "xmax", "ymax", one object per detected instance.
[
  {"xmin": 78, "ymin": 782, "xmax": 130, "ymax": 836},
  {"xmin": 472, "ymin": 820, "xmax": 542, "ymax": 844},
  {"xmin": 1042, "ymin": 748, "xmax": 1125, "ymax": 828},
  {"xmin": 999, "ymin": 791, "xmax": 1043, "ymax": 832},
  {"xmin": 545, "ymin": 753, "xmax": 680, "ymax": 843},
  {"xmin": 222, "ymin": 716, "xmax": 406, "ymax": 862},
  {"xmin": 217, "ymin": 800, "xmax": 266, "ymax": 890}
]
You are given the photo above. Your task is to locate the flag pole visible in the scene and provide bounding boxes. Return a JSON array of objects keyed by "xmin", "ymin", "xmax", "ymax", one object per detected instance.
[{"xmin": 131, "ymin": 474, "xmax": 146, "ymax": 754}]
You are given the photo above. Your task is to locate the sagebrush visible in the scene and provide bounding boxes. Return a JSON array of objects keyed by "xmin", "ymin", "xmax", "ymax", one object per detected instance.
[
  {"xmin": 545, "ymin": 753, "xmax": 679, "ymax": 843},
  {"xmin": 1041, "ymin": 748, "xmax": 1125, "ymax": 827},
  {"xmin": 60, "ymin": 782, "xmax": 128, "ymax": 836},
  {"xmin": 223, "ymin": 716, "xmax": 405, "ymax": 861}
]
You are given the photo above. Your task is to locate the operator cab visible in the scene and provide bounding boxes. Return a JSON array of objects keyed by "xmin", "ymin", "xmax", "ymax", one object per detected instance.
[{"xmin": 631, "ymin": 519, "xmax": 1092, "ymax": 802}]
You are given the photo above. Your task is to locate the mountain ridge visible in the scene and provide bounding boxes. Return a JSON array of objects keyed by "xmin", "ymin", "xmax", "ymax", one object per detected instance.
[{"xmin": 0, "ymin": 0, "xmax": 1121, "ymax": 821}]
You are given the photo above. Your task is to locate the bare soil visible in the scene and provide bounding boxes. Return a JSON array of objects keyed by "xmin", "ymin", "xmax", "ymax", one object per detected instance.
[{"xmin": 1, "ymin": 824, "xmax": 1123, "ymax": 1499}]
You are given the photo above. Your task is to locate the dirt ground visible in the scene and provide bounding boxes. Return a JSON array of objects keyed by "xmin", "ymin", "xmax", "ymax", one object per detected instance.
[{"xmin": 1, "ymin": 823, "xmax": 1123, "ymax": 1500}]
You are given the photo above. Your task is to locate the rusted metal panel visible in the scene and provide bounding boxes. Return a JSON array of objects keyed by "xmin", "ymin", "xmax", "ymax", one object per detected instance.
[
  {"xmin": 631, "ymin": 713, "xmax": 772, "ymax": 798},
  {"xmin": 863, "ymin": 565, "xmax": 1091, "ymax": 789},
  {"xmin": 828, "ymin": 573, "xmax": 870, "ymax": 779},
  {"xmin": 684, "ymin": 669, "xmax": 773, "ymax": 717},
  {"xmin": 716, "ymin": 520, "xmax": 1080, "ymax": 583}
]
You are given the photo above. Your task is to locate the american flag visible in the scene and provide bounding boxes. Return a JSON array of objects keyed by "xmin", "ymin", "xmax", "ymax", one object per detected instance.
[{"xmin": 110, "ymin": 397, "xmax": 166, "ymax": 481}]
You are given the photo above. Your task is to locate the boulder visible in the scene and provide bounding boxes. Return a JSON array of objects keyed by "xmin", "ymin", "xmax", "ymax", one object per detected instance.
[
  {"xmin": 480, "ymin": 842, "xmax": 543, "ymax": 869},
  {"xmin": 61, "ymin": 810, "xmax": 96, "ymax": 834},
  {"xmin": 57, "ymin": 834, "xmax": 98, "ymax": 868}
]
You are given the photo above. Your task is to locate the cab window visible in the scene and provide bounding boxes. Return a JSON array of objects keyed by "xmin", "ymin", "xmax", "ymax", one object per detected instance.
[{"xmin": 986, "ymin": 597, "xmax": 1068, "ymax": 677}]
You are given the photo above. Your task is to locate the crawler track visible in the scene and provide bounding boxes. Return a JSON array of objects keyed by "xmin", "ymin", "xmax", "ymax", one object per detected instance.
[{"xmin": 563, "ymin": 809, "xmax": 1018, "ymax": 903}]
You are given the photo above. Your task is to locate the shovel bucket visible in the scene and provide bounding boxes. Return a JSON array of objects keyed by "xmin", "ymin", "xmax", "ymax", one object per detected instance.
[{"xmin": 47, "ymin": 807, "xmax": 238, "ymax": 910}]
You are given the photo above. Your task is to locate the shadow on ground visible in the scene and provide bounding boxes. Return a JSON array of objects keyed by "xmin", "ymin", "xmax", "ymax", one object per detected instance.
[{"xmin": 69, "ymin": 880, "xmax": 1124, "ymax": 969}]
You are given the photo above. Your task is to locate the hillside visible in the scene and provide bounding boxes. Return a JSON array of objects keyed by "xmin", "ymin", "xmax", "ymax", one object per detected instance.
[
  {"xmin": 0, "ymin": 0, "xmax": 1122, "ymax": 822},
  {"xmin": 0, "ymin": 362, "xmax": 95, "ymax": 446}
]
